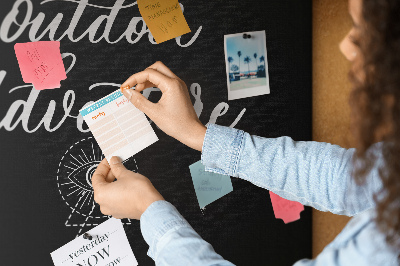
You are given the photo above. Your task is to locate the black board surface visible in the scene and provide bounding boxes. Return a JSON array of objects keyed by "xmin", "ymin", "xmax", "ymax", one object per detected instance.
[{"xmin": 0, "ymin": 0, "xmax": 312, "ymax": 265}]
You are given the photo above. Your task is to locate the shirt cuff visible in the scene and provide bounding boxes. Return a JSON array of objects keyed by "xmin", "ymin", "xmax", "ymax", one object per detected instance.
[
  {"xmin": 201, "ymin": 123, "xmax": 245, "ymax": 176},
  {"xmin": 140, "ymin": 200, "xmax": 191, "ymax": 260}
]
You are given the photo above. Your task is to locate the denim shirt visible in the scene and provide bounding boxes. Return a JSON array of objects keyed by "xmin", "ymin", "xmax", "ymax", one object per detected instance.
[{"xmin": 140, "ymin": 124, "xmax": 399, "ymax": 265}]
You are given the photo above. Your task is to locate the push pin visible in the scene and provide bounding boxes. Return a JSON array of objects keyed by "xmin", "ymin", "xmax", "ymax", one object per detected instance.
[
  {"xmin": 243, "ymin": 33, "xmax": 251, "ymax": 39},
  {"xmin": 83, "ymin": 233, "xmax": 97, "ymax": 240},
  {"xmin": 120, "ymin": 85, "xmax": 130, "ymax": 92}
]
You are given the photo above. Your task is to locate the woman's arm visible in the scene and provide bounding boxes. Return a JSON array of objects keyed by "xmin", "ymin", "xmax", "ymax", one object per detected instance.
[
  {"xmin": 92, "ymin": 157, "xmax": 234, "ymax": 266},
  {"xmin": 119, "ymin": 62, "xmax": 382, "ymax": 217},
  {"xmin": 202, "ymin": 124, "xmax": 383, "ymax": 216},
  {"xmin": 141, "ymin": 201, "xmax": 235, "ymax": 266}
]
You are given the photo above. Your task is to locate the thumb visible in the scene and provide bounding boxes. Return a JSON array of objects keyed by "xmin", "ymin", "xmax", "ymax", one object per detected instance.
[
  {"xmin": 92, "ymin": 159, "xmax": 110, "ymax": 188},
  {"xmin": 109, "ymin": 156, "xmax": 128, "ymax": 178},
  {"xmin": 122, "ymin": 89, "xmax": 155, "ymax": 115}
]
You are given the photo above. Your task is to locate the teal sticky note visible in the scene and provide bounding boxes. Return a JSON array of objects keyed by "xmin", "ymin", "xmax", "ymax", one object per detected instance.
[{"xmin": 189, "ymin": 160, "xmax": 233, "ymax": 209}]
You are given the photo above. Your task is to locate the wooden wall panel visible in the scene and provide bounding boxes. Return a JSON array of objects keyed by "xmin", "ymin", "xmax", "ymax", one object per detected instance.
[{"xmin": 312, "ymin": 0, "xmax": 353, "ymax": 257}]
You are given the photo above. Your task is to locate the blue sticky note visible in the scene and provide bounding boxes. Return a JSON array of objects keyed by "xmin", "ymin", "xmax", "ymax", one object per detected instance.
[{"xmin": 189, "ymin": 160, "xmax": 233, "ymax": 209}]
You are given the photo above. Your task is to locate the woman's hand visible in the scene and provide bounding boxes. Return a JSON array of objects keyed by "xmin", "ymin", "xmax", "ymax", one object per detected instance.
[
  {"xmin": 91, "ymin": 157, "xmax": 164, "ymax": 220},
  {"xmin": 120, "ymin": 61, "xmax": 206, "ymax": 152}
]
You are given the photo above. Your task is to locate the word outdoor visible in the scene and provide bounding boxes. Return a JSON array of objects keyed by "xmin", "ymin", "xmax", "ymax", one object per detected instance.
[{"xmin": 0, "ymin": 0, "xmax": 202, "ymax": 46}]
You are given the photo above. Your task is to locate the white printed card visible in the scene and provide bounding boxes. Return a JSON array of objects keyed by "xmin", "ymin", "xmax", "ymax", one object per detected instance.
[
  {"xmin": 80, "ymin": 89, "xmax": 158, "ymax": 162},
  {"xmin": 51, "ymin": 218, "xmax": 138, "ymax": 266}
]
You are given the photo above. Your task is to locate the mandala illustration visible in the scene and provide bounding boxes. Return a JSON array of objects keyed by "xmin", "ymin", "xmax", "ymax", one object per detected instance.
[{"xmin": 56, "ymin": 137, "xmax": 137, "ymax": 234}]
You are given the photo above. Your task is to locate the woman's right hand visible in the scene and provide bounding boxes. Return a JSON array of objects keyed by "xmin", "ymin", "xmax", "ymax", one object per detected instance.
[{"xmin": 120, "ymin": 61, "xmax": 206, "ymax": 152}]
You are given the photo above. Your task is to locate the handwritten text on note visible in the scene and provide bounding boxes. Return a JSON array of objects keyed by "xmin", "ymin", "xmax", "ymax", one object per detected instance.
[
  {"xmin": 189, "ymin": 161, "xmax": 233, "ymax": 209},
  {"xmin": 137, "ymin": 0, "xmax": 191, "ymax": 44},
  {"xmin": 14, "ymin": 41, "xmax": 66, "ymax": 90}
]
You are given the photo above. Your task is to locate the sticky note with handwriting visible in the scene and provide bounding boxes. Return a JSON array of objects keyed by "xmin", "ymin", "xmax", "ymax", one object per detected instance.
[
  {"xmin": 79, "ymin": 89, "xmax": 158, "ymax": 162},
  {"xmin": 189, "ymin": 161, "xmax": 233, "ymax": 209},
  {"xmin": 137, "ymin": 0, "xmax": 191, "ymax": 44},
  {"xmin": 269, "ymin": 191, "xmax": 304, "ymax": 224},
  {"xmin": 14, "ymin": 41, "xmax": 66, "ymax": 90},
  {"xmin": 51, "ymin": 218, "xmax": 137, "ymax": 266}
]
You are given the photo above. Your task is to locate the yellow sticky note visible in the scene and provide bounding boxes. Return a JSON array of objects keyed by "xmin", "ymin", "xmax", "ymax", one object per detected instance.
[{"xmin": 137, "ymin": 0, "xmax": 191, "ymax": 44}]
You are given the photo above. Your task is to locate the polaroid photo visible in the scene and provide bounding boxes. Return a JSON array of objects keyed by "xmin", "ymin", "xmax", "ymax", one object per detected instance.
[{"xmin": 224, "ymin": 30, "xmax": 270, "ymax": 100}]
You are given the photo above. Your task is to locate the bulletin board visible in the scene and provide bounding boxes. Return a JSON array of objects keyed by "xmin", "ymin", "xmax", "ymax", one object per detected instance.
[{"xmin": 0, "ymin": 0, "xmax": 312, "ymax": 265}]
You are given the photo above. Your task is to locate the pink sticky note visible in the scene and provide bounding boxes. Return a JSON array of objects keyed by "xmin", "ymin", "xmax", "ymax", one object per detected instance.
[
  {"xmin": 14, "ymin": 41, "xmax": 66, "ymax": 90},
  {"xmin": 269, "ymin": 191, "xmax": 304, "ymax": 224}
]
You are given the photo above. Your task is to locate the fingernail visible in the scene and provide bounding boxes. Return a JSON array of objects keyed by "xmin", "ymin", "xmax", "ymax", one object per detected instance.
[
  {"xmin": 123, "ymin": 88, "xmax": 133, "ymax": 100},
  {"xmin": 110, "ymin": 156, "xmax": 122, "ymax": 165},
  {"xmin": 121, "ymin": 85, "xmax": 130, "ymax": 92}
]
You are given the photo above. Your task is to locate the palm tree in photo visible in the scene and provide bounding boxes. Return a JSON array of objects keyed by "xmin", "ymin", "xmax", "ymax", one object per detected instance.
[
  {"xmin": 228, "ymin": 56, "xmax": 234, "ymax": 73},
  {"xmin": 259, "ymin": 55, "xmax": 266, "ymax": 77},
  {"xmin": 253, "ymin": 53, "xmax": 257, "ymax": 75},
  {"xmin": 231, "ymin": 64, "xmax": 239, "ymax": 73},
  {"xmin": 237, "ymin": 51, "xmax": 242, "ymax": 76},
  {"xmin": 244, "ymin": 56, "xmax": 251, "ymax": 78},
  {"xmin": 260, "ymin": 55, "xmax": 265, "ymax": 70}
]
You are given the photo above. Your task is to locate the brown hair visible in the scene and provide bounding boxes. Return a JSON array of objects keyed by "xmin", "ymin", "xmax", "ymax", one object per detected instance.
[{"xmin": 350, "ymin": 0, "xmax": 400, "ymax": 251}]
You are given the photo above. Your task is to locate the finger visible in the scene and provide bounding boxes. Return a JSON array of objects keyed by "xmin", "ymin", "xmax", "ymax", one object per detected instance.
[
  {"xmin": 105, "ymin": 169, "xmax": 116, "ymax": 183},
  {"xmin": 147, "ymin": 61, "xmax": 179, "ymax": 79},
  {"xmin": 92, "ymin": 159, "xmax": 110, "ymax": 188},
  {"xmin": 109, "ymin": 156, "xmax": 129, "ymax": 179},
  {"xmin": 100, "ymin": 206, "xmax": 111, "ymax": 216},
  {"xmin": 121, "ymin": 88, "xmax": 157, "ymax": 116},
  {"xmin": 122, "ymin": 61, "xmax": 178, "ymax": 92},
  {"xmin": 121, "ymin": 68, "xmax": 173, "ymax": 93},
  {"xmin": 138, "ymin": 60, "xmax": 180, "ymax": 90},
  {"xmin": 101, "ymin": 158, "xmax": 115, "ymax": 182},
  {"xmin": 134, "ymin": 81, "xmax": 157, "ymax": 92}
]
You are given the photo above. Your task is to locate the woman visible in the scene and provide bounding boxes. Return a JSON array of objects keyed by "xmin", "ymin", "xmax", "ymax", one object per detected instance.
[{"xmin": 91, "ymin": 0, "xmax": 400, "ymax": 264}]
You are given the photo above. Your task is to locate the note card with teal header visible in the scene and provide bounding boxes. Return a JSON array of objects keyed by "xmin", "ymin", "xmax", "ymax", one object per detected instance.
[{"xmin": 189, "ymin": 160, "xmax": 233, "ymax": 209}]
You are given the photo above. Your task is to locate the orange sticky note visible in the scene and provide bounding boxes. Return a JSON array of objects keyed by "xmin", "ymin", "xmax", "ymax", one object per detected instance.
[
  {"xmin": 14, "ymin": 41, "xmax": 66, "ymax": 90},
  {"xmin": 269, "ymin": 191, "xmax": 304, "ymax": 224},
  {"xmin": 137, "ymin": 0, "xmax": 191, "ymax": 44}
]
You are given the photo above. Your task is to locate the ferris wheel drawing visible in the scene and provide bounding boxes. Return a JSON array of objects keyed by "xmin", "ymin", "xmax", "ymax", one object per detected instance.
[{"xmin": 56, "ymin": 137, "xmax": 137, "ymax": 235}]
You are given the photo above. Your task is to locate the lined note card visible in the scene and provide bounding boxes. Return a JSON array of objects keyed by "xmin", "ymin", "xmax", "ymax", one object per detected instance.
[
  {"xmin": 14, "ymin": 41, "xmax": 66, "ymax": 90},
  {"xmin": 80, "ymin": 90, "xmax": 158, "ymax": 162},
  {"xmin": 189, "ymin": 161, "xmax": 233, "ymax": 209},
  {"xmin": 137, "ymin": 0, "xmax": 191, "ymax": 44}
]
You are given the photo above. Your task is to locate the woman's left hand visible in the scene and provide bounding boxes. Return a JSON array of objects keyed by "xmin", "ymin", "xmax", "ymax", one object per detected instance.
[{"xmin": 91, "ymin": 157, "xmax": 164, "ymax": 220}]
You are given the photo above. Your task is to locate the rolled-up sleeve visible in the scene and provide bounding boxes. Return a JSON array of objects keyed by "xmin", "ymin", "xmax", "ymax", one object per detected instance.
[{"xmin": 201, "ymin": 124, "xmax": 383, "ymax": 216}]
